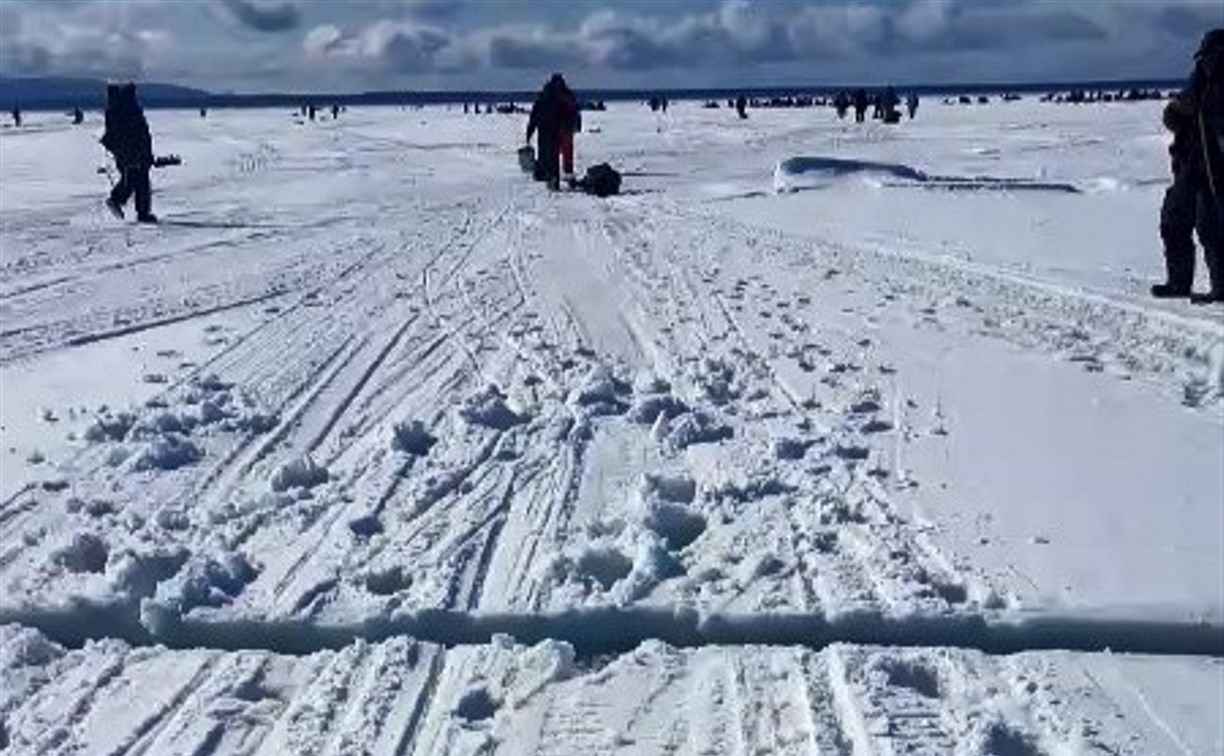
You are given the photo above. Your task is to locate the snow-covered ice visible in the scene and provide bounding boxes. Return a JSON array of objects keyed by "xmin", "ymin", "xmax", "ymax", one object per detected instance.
[{"xmin": 1, "ymin": 99, "xmax": 1221, "ymax": 754}]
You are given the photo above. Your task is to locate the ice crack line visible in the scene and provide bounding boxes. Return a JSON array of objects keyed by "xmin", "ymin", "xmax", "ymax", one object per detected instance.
[{"xmin": 4, "ymin": 604, "xmax": 1221, "ymax": 660}]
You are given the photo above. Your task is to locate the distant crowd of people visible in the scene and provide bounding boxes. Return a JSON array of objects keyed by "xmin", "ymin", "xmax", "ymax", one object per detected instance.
[{"xmin": 9, "ymin": 26, "xmax": 1218, "ymax": 301}]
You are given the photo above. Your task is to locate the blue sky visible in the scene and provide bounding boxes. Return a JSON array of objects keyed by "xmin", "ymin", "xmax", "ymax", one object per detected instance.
[{"xmin": 0, "ymin": 0, "xmax": 1219, "ymax": 92}]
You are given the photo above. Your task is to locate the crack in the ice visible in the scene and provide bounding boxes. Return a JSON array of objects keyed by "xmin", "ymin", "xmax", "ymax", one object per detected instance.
[{"xmin": 4, "ymin": 603, "xmax": 1220, "ymax": 660}]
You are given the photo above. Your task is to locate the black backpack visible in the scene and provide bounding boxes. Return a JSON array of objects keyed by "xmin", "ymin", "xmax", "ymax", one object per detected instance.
[{"xmin": 579, "ymin": 163, "xmax": 622, "ymax": 197}]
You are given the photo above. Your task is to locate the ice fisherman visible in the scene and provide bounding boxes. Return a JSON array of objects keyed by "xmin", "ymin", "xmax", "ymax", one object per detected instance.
[
  {"xmin": 1153, "ymin": 28, "xmax": 1224, "ymax": 303},
  {"xmin": 853, "ymin": 89, "xmax": 869, "ymax": 123},
  {"xmin": 526, "ymin": 73, "xmax": 580, "ymax": 191},
  {"xmin": 834, "ymin": 91, "xmax": 851, "ymax": 120},
  {"xmin": 735, "ymin": 95, "xmax": 748, "ymax": 119},
  {"xmin": 101, "ymin": 83, "xmax": 158, "ymax": 224},
  {"xmin": 906, "ymin": 92, "xmax": 920, "ymax": 120}
]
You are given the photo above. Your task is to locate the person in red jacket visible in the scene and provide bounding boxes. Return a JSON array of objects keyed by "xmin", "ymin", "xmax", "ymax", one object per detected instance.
[{"xmin": 526, "ymin": 73, "xmax": 580, "ymax": 191}]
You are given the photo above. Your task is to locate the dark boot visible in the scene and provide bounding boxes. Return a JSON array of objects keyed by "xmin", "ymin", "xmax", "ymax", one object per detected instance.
[
  {"xmin": 1151, "ymin": 283, "xmax": 1191, "ymax": 298},
  {"xmin": 132, "ymin": 168, "xmax": 154, "ymax": 222},
  {"xmin": 1157, "ymin": 177, "xmax": 1197, "ymax": 297},
  {"xmin": 1195, "ymin": 190, "xmax": 1223, "ymax": 304}
]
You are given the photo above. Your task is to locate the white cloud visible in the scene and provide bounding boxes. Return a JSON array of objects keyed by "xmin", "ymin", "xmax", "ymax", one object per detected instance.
[{"xmin": 304, "ymin": 24, "xmax": 346, "ymax": 58}]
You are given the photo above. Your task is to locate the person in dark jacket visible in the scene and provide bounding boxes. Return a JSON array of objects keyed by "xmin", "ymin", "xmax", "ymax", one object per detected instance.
[
  {"xmin": 853, "ymin": 89, "xmax": 869, "ymax": 123},
  {"xmin": 101, "ymin": 83, "xmax": 157, "ymax": 223},
  {"xmin": 526, "ymin": 73, "xmax": 580, "ymax": 191},
  {"xmin": 834, "ymin": 91, "xmax": 851, "ymax": 120},
  {"xmin": 1154, "ymin": 29, "xmax": 1224, "ymax": 302}
]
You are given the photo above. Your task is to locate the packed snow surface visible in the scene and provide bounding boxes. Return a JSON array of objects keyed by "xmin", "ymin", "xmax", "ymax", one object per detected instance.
[{"xmin": 1, "ymin": 99, "xmax": 1221, "ymax": 754}]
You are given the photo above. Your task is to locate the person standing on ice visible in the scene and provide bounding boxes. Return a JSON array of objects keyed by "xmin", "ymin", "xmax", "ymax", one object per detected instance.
[
  {"xmin": 526, "ymin": 73, "xmax": 580, "ymax": 191},
  {"xmin": 1153, "ymin": 29, "xmax": 1224, "ymax": 303},
  {"xmin": 906, "ymin": 92, "xmax": 920, "ymax": 120},
  {"xmin": 101, "ymin": 83, "xmax": 158, "ymax": 224},
  {"xmin": 853, "ymin": 89, "xmax": 869, "ymax": 123}
]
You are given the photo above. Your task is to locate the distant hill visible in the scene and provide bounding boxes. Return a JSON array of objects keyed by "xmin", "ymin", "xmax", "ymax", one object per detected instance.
[{"xmin": 0, "ymin": 77, "xmax": 210, "ymax": 110}]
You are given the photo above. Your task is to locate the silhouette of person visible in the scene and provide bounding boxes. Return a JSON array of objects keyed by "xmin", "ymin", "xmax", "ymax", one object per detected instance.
[
  {"xmin": 101, "ymin": 84, "xmax": 157, "ymax": 223},
  {"xmin": 526, "ymin": 73, "xmax": 580, "ymax": 190},
  {"xmin": 853, "ymin": 89, "xmax": 868, "ymax": 123},
  {"xmin": 1155, "ymin": 29, "xmax": 1224, "ymax": 302}
]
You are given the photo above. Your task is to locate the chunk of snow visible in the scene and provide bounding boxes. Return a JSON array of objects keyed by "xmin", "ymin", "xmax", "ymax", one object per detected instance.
[
  {"xmin": 129, "ymin": 433, "xmax": 203, "ymax": 471},
  {"xmin": 51, "ymin": 532, "xmax": 109, "ymax": 574},
  {"xmin": 270, "ymin": 454, "xmax": 329, "ymax": 492},
  {"xmin": 459, "ymin": 386, "xmax": 524, "ymax": 430}
]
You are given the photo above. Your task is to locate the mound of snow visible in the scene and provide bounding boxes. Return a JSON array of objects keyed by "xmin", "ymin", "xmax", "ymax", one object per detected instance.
[
  {"xmin": 569, "ymin": 364, "xmax": 631, "ymax": 412},
  {"xmin": 84, "ymin": 411, "xmax": 137, "ymax": 443},
  {"xmin": 664, "ymin": 411, "xmax": 733, "ymax": 451},
  {"xmin": 129, "ymin": 433, "xmax": 204, "ymax": 471},
  {"xmin": 0, "ymin": 625, "xmax": 64, "ymax": 669},
  {"xmin": 511, "ymin": 639, "xmax": 576, "ymax": 695},
  {"xmin": 51, "ymin": 532, "xmax": 109, "ymax": 574},
  {"xmin": 619, "ymin": 539, "xmax": 686, "ymax": 601},
  {"xmin": 642, "ymin": 502, "xmax": 706, "ymax": 551},
  {"xmin": 552, "ymin": 543, "xmax": 634, "ymax": 592},
  {"xmin": 142, "ymin": 551, "xmax": 259, "ymax": 633},
  {"xmin": 641, "ymin": 473, "xmax": 697, "ymax": 504},
  {"xmin": 774, "ymin": 156, "xmax": 926, "ymax": 194},
  {"xmin": 270, "ymin": 454, "xmax": 329, "ymax": 492},
  {"xmin": 107, "ymin": 546, "xmax": 191, "ymax": 599},
  {"xmin": 628, "ymin": 393, "xmax": 688, "ymax": 425},
  {"xmin": 459, "ymin": 386, "xmax": 524, "ymax": 430}
]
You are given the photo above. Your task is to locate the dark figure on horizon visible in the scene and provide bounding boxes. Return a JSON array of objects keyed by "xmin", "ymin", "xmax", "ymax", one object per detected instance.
[
  {"xmin": 526, "ymin": 73, "xmax": 580, "ymax": 191},
  {"xmin": 199, "ymin": 107, "xmax": 208, "ymax": 118},
  {"xmin": 72, "ymin": 107, "xmax": 84, "ymax": 125},
  {"xmin": 331, "ymin": 104, "xmax": 340, "ymax": 120},
  {"xmin": 735, "ymin": 95, "xmax": 748, "ymax": 119},
  {"xmin": 834, "ymin": 91, "xmax": 851, "ymax": 120},
  {"xmin": 1154, "ymin": 29, "xmax": 1224, "ymax": 303},
  {"xmin": 101, "ymin": 83, "xmax": 157, "ymax": 224},
  {"xmin": 11, "ymin": 104, "xmax": 21, "ymax": 128},
  {"xmin": 906, "ymin": 92, "xmax": 920, "ymax": 120},
  {"xmin": 880, "ymin": 87, "xmax": 901, "ymax": 123},
  {"xmin": 852, "ymin": 89, "xmax": 868, "ymax": 123},
  {"xmin": 308, "ymin": 104, "xmax": 317, "ymax": 121}
]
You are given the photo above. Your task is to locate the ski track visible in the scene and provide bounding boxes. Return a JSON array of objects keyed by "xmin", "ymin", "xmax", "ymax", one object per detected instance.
[{"xmin": 1, "ymin": 105, "xmax": 1221, "ymax": 755}]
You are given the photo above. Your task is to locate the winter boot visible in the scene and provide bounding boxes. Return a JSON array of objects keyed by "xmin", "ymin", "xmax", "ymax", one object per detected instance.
[
  {"xmin": 1189, "ymin": 289, "xmax": 1223, "ymax": 304},
  {"xmin": 1150, "ymin": 282, "xmax": 1191, "ymax": 298},
  {"xmin": 137, "ymin": 213, "xmax": 159, "ymax": 225},
  {"xmin": 105, "ymin": 198, "xmax": 124, "ymax": 220}
]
